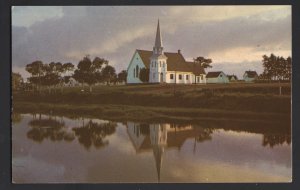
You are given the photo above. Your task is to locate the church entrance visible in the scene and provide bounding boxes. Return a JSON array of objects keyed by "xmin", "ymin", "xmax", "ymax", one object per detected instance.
[{"xmin": 160, "ymin": 73, "xmax": 163, "ymax": 83}]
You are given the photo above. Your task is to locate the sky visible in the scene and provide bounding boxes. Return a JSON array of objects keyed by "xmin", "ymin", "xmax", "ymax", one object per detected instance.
[{"xmin": 12, "ymin": 6, "xmax": 291, "ymax": 79}]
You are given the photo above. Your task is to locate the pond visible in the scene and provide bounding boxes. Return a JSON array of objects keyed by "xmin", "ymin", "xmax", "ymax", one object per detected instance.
[{"xmin": 12, "ymin": 113, "xmax": 291, "ymax": 183}]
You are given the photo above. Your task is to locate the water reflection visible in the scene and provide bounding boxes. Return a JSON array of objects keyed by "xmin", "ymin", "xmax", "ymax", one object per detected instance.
[
  {"xmin": 127, "ymin": 123, "xmax": 216, "ymax": 181},
  {"xmin": 263, "ymin": 134, "xmax": 291, "ymax": 148},
  {"xmin": 73, "ymin": 120, "xmax": 117, "ymax": 150},
  {"xmin": 13, "ymin": 112, "xmax": 291, "ymax": 183},
  {"xmin": 12, "ymin": 112, "xmax": 23, "ymax": 124},
  {"xmin": 27, "ymin": 116, "xmax": 75, "ymax": 143},
  {"xmin": 25, "ymin": 114, "xmax": 117, "ymax": 150}
]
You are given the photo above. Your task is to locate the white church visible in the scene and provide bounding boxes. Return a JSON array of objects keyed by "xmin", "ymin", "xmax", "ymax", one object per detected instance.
[{"xmin": 127, "ymin": 20, "xmax": 206, "ymax": 84}]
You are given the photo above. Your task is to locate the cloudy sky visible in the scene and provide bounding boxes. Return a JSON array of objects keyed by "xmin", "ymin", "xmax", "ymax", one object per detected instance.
[{"xmin": 12, "ymin": 6, "xmax": 291, "ymax": 79}]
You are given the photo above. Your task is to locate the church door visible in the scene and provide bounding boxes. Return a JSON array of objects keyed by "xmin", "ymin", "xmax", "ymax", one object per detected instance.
[{"xmin": 160, "ymin": 73, "xmax": 163, "ymax": 83}]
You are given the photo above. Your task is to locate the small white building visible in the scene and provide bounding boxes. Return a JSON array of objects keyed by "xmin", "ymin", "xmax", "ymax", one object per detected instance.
[
  {"xmin": 127, "ymin": 20, "xmax": 206, "ymax": 84},
  {"xmin": 63, "ymin": 77, "xmax": 79, "ymax": 87},
  {"xmin": 227, "ymin": 75, "xmax": 238, "ymax": 82},
  {"xmin": 243, "ymin": 71, "xmax": 258, "ymax": 82},
  {"xmin": 206, "ymin": 71, "xmax": 229, "ymax": 83}
]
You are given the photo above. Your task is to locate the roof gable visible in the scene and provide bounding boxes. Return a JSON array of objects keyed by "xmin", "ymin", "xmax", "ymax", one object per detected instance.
[
  {"xmin": 206, "ymin": 71, "xmax": 223, "ymax": 78},
  {"xmin": 245, "ymin": 71, "xmax": 258, "ymax": 78},
  {"xmin": 227, "ymin": 75, "xmax": 238, "ymax": 80}
]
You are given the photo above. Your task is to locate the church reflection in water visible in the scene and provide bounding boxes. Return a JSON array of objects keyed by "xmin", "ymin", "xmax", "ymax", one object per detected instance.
[{"xmin": 126, "ymin": 122, "xmax": 213, "ymax": 182}]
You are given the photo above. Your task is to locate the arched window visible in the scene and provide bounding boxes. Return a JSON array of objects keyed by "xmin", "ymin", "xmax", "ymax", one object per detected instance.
[
  {"xmin": 133, "ymin": 68, "xmax": 135, "ymax": 78},
  {"xmin": 136, "ymin": 65, "xmax": 139, "ymax": 78}
]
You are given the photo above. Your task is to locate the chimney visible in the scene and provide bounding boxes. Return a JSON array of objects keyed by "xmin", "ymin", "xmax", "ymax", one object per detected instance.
[{"xmin": 178, "ymin": 49, "xmax": 181, "ymax": 54}]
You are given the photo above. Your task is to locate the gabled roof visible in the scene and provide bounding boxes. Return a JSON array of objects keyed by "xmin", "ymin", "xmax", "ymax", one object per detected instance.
[
  {"xmin": 206, "ymin": 71, "xmax": 223, "ymax": 78},
  {"xmin": 244, "ymin": 71, "xmax": 258, "ymax": 78},
  {"xmin": 227, "ymin": 75, "xmax": 238, "ymax": 80},
  {"xmin": 136, "ymin": 49, "xmax": 205, "ymax": 75}
]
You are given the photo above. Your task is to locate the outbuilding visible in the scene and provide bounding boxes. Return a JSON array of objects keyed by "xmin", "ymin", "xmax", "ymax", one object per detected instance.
[
  {"xmin": 243, "ymin": 71, "xmax": 258, "ymax": 82},
  {"xmin": 227, "ymin": 75, "xmax": 238, "ymax": 82},
  {"xmin": 206, "ymin": 71, "xmax": 229, "ymax": 83}
]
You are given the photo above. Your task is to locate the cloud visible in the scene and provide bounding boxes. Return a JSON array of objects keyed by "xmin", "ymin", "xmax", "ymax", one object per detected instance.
[
  {"xmin": 12, "ymin": 6, "xmax": 291, "ymax": 79},
  {"xmin": 168, "ymin": 6, "xmax": 290, "ymax": 23},
  {"xmin": 12, "ymin": 6, "xmax": 63, "ymax": 27}
]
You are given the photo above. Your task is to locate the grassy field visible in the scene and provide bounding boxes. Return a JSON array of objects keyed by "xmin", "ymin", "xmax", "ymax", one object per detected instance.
[{"xmin": 13, "ymin": 83, "xmax": 291, "ymax": 114}]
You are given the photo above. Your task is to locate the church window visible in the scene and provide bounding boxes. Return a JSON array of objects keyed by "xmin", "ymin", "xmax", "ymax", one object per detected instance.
[
  {"xmin": 179, "ymin": 74, "xmax": 182, "ymax": 80},
  {"xmin": 133, "ymin": 68, "xmax": 135, "ymax": 78},
  {"xmin": 186, "ymin": 75, "xmax": 189, "ymax": 80},
  {"xmin": 160, "ymin": 61, "xmax": 161, "ymax": 67},
  {"xmin": 136, "ymin": 65, "xmax": 139, "ymax": 78},
  {"xmin": 170, "ymin": 74, "xmax": 174, "ymax": 79}
]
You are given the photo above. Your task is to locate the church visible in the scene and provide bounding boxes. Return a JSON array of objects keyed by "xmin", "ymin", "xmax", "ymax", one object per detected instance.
[{"xmin": 127, "ymin": 20, "xmax": 206, "ymax": 84}]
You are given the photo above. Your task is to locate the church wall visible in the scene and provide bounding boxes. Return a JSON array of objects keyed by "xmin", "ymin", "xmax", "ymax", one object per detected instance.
[
  {"xmin": 166, "ymin": 71, "xmax": 205, "ymax": 84},
  {"xmin": 149, "ymin": 58, "xmax": 167, "ymax": 83},
  {"xmin": 127, "ymin": 52, "xmax": 146, "ymax": 84}
]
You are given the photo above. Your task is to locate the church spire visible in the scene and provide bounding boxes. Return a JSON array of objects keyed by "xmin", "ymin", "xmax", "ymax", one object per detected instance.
[
  {"xmin": 155, "ymin": 19, "xmax": 163, "ymax": 48},
  {"xmin": 153, "ymin": 19, "xmax": 164, "ymax": 55}
]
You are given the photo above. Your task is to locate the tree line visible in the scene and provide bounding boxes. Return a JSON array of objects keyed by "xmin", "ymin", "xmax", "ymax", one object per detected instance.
[
  {"xmin": 260, "ymin": 54, "xmax": 292, "ymax": 81},
  {"xmin": 22, "ymin": 55, "xmax": 127, "ymax": 92}
]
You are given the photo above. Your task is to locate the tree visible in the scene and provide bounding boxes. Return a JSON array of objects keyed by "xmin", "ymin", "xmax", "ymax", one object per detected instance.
[
  {"xmin": 59, "ymin": 62, "xmax": 74, "ymax": 91},
  {"xmin": 285, "ymin": 56, "xmax": 292, "ymax": 81},
  {"xmin": 192, "ymin": 56, "xmax": 212, "ymax": 84},
  {"xmin": 193, "ymin": 56, "xmax": 212, "ymax": 69},
  {"xmin": 12, "ymin": 72, "xmax": 23, "ymax": 91},
  {"xmin": 73, "ymin": 56, "xmax": 107, "ymax": 92},
  {"xmin": 117, "ymin": 70, "xmax": 127, "ymax": 83},
  {"xmin": 26, "ymin": 61, "xmax": 44, "ymax": 92},
  {"xmin": 101, "ymin": 65, "xmax": 116, "ymax": 85},
  {"xmin": 139, "ymin": 68, "xmax": 149, "ymax": 82},
  {"xmin": 261, "ymin": 54, "xmax": 292, "ymax": 81},
  {"xmin": 43, "ymin": 62, "xmax": 61, "ymax": 91}
]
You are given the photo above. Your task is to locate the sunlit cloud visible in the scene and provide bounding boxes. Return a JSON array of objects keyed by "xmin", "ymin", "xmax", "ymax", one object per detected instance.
[
  {"xmin": 12, "ymin": 6, "xmax": 64, "ymax": 28},
  {"xmin": 12, "ymin": 6, "xmax": 291, "ymax": 78}
]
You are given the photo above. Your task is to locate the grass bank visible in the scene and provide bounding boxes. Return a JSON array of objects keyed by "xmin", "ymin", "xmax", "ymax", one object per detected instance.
[{"xmin": 14, "ymin": 102, "xmax": 290, "ymax": 125}]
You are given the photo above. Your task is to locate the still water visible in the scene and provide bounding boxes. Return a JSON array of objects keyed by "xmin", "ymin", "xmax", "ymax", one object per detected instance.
[{"xmin": 12, "ymin": 113, "xmax": 291, "ymax": 183}]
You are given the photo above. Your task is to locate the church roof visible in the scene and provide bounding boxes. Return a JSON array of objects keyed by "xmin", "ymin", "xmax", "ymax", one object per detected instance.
[{"xmin": 136, "ymin": 49, "xmax": 205, "ymax": 75}]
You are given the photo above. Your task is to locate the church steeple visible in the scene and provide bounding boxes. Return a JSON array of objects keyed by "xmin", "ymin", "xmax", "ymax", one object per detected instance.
[
  {"xmin": 153, "ymin": 19, "xmax": 163, "ymax": 55},
  {"xmin": 155, "ymin": 19, "xmax": 163, "ymax": 48}
]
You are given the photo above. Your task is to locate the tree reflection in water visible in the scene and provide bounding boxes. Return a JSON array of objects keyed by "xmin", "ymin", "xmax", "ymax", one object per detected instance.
[
  {"xmin": 27, "ymin": 117, "xmax": 75, "ymax": 143},
  {"xmin": 26, "ymin": 115, "xmax": 117, "ymax": 149},
  {"xmin": 263, "ymin": 134, "xmax": 291, "ymax": 148},
  {"xmin": 72, "ymin": 120, "xmax": 117, "ymax": 150}
]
